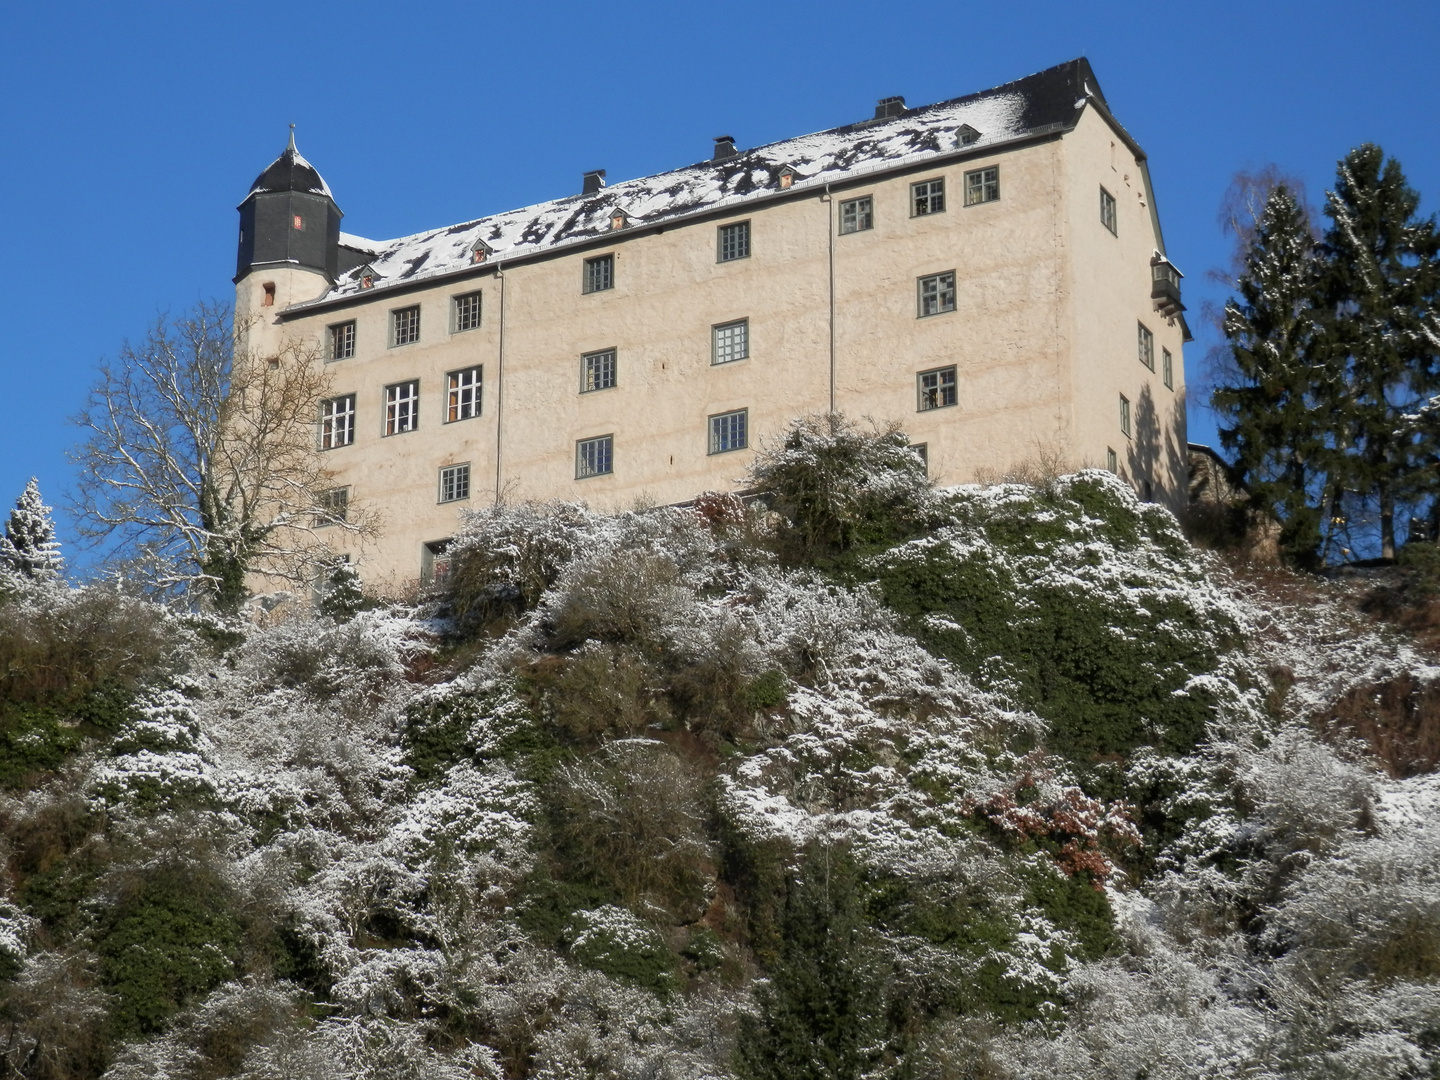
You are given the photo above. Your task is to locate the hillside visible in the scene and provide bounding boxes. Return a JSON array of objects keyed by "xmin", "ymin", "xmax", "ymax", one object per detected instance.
[{"xmin": 2, "ymin": 425, "xmax": 1438, "ymax": 1079}]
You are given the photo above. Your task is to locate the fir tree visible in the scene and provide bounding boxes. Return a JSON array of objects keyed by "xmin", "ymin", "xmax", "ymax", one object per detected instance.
[
  {"xmin": 0, "ymin": 478, "xmax": 63, "ymax": 581},
  {"xmin": 1213, "ymin": 185, "xmax": 1330, "ymax": 567},
  {"xmin": 1316, "ymin": 145, "xmax": 1440, "ymax": 560},
  {"xmin": 317, "ymin": 559, "xmax": 365, "ymax": 621}
]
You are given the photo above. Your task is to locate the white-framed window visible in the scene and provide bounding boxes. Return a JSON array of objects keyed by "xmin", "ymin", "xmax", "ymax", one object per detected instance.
[
  {"xmin": 917, "ymin": 366, "xmax": 957, "ymax": 410},
  {"xmin": 328, "ymin": 321, "xmax": 355, "ymax": 361},
  {"xmin": 584, "ymin": 254, "xmax": 614, "ymax": 294},
  {"xmin": 582, "ymin": 348, "xmax": 617, "ymax": 392},
  {"xmin": 1162, "ymin": 348, "xmax": 1174, "ymax": 390},
  {"xmin": 439, "ymin": 463, "xmax": 471, "ymax": 503},
  {"xmin": 1119, "ymin": 394, "xmax": 1132, "ymax": 437},
  {"xmin": 385, "ymin": 380, "xmax": 419, "ymax": 435},
  {"xmin": 717, "ymin": 221, "xmax": 750, "ymax": 262},
  {"xmin": 452, "ymin": 291, "xmax": 482, "ymax": 333},
  {"xmin": 391, "ymin": 305, "xmax": 420, "ymax": 346},
  {"xmin": 447, "ymin": 366, "xmax": 482, "ymax": 422},
  {"xmin": 1101, "ymin": 186, "xmax": 1118, "ymax": 235},
  {"xmin": 709, "ymin": 409, "xmax": 748, "ymax": 454},
  {"xmin": 316, "ymin": 486, "xmax": 349, "ymax": 525},
  {"xmin": 918, "ymin": 271, "xmax": 956, "ymax": 317},
  {"xmin": 912, "ymin": 177, "xmax": 945, "ymax": 216},
  {"xmin": 839, "ymin": 196, "xmax": 873, "ymax": 234},
  {"xmin": 911, "ymin": 443, "xmax": 928, "ymax": 473},
  {"xmin": 576, "ymin": 435, "xmax": 614, "ymax": 478},
  {"xmin": 964, "ymin": 166, "xmax": 999, "ymax": 205},
  {"xmin": 320, "ymin": 394, "xmax": 355, "ymax": 449},
  {"xmin": 1106, "ymin": 446, "xmax": 1118, "ymax": 472},
  {"xmin": 1138, "ymin": 322, "xmax": 1155, "ymax": 370},
  {"xmin": 713, "ymin": 319, "xmax": 749, "ymax": 365}
]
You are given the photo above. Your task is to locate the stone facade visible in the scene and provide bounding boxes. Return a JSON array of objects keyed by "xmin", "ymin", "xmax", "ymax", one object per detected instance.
[{"xmin": 235, "ymin": 60, "xmax": 1189, "ymax": 591}]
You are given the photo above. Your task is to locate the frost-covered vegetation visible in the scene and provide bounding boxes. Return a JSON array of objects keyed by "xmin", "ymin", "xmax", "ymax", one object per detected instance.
[{"xmin": 3, "ymin": 418, "xmax": 1440, "ymax": 1078}]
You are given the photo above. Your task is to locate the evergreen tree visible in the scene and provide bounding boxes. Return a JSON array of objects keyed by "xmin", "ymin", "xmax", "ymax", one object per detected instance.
[
  {"xmin": 736, "ymin": 846, "xmax": 901, "ymax": 1080},
  {"xmin": 0, "ymin": 478, "xmax": 63, "ymax": 581},
  {"xmin": 1213, "ymin": 185, "xmax": 1330, "ymax": 567},
  {"xmin": 1316, "ymin": 145, "xmax": 1440, "ymax": 560},
  {"xmin": 317, "ymin": 559, "xmax": 365, "ymax": 621}
]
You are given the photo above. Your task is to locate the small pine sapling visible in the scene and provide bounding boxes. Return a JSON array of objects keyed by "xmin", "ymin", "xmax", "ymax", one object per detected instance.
[{"xmin": 317, "ymin": 560, "xmax": 365, "ymax": 621}]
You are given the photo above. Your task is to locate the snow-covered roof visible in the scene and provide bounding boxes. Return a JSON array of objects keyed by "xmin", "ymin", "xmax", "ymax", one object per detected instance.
[
  {"xmin": 247, "ymin": 128, "xmax": 333, "ymax": 200},
  {"xmin": 299, "ymin": 59, "xmax": 1107, "ymax": 308}
]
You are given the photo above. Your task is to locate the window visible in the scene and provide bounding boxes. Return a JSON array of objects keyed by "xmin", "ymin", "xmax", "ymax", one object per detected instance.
[
  {"xmin": 452, "ymin": 291, "xmax": 482, "ymax": 332},
  {"xmin": 316, "ymin": 487, "xmax": 349, "ymax": 526},
  {"xmin": 918, "ymin": 272, "xmax": 956, "ymax": 317},
  {"xmin": 328, "ymin": 321, "xmax": 355, "ymax": 361},
  {"xmin": 709, "ymin": 409, "xmax": 748, "ymax": 454},
  {"xmin": 912, "ymin": 178, "xmax": 945, "ymax": 216},
  {"xmin": 964, "ymin": 166, "xmax": 999, "ymax": 205},
  {"xmin": 422, "ymin": 539, "xmax": 452, "ymax": 588},
  {"xmin": 447, "ymin": 366, "xmax": 482, "ymax": 422},
  {"xmin": 439, "ymin": 463, "xmax": 471, "ymax": 503},
  {"xmin": 582, "ymin": 349, "xmax": 617, "ymax": 392},
  {"xmin": 385, "ymin": 380, "xmax": 419, "ymax": 435},
  {"xmin": 712, "ymin": 319, "xmax": 749, "ymax": 365},
  {"xmin": 583, "ymin": 254, "xmax": 614, "ymax": 294},
  {"xmin": 576, "ymin": 435, "xmax": 614, "ymax": 478},
  {"xmin": 320, "ymin": 395, "xmax": 355, "ymax": 449},
  {"xmin": 911, "ymin": 443, "xmax": 928, "ymax": 474},
  {"xmin": 1119, "ymin": 394, "xmax": 1132, "ymax": 438},
  {"xmin": 1106, "ymin": 446, "xmax": 1118, "ymax": 472},
  {"xmin": 839, "ymin": 196, "xmax": 873, "ymax": 234},
  {"xmin": 917, "ymin": 366, "xmax": 957, "ymax": 410},
  {"xmin": 1162, "ymin": 348, "xmax": 1174, "ymax": 390},
  {"xmin": 1138, "ymin": 322, "xmax": 1155, "ymax": 370},
  {"xmin": 262, "ymin": 282, "xmax": 275, "ymax": 307},
  {"xmin": 391, "ymin": 305, "xmax": 420, "ymax": 346},
  {"xmin": 1100, "ymin": 186, "xmax": 1117, "ymax": 235},
  {"xmin": 718, "ymin": 221, "xmax": 750, "ymax": 262}
]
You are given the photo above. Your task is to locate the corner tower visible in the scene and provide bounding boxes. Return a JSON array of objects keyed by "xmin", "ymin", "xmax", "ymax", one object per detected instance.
[{"xmin": 235, "ymin": 128, "xmax": 341, "ymax": 338}]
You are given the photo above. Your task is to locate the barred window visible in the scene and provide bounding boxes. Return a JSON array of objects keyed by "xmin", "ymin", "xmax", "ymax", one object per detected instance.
[
  {"xmin": 391, "ymin": 305, "xmax": 420, "ymax": 346},
  {"xmin": 584, "ymin": 254, "xmax": 614, "ymax": 294},
  {"xmin": 320, "ymin": 394, "xmax": 355, "ymax": 449},
  {"xmin": 582, "ymin": 349, "xmax": 617, "ymax": 392},
  {"xmin": 452, "ymin": 291, "xmax": 482, "ymax": 332},
  {"xmin": 917, "ymin": 366, "xmax": 957, "ymax": 411},
  {"xmin": 912, "ymin": 178, "xmax": 945, "ymax": 216},
  {"xmin": 1101, "ymin": 186, "xmax": 1117, "ymax": 235},
  {"xmin": 712, "ymin": 319, "xmax": 749, "ymax": 365},
  {"xmin": 717, "ymin": 221, "xmax": 750, "ymax": 262},
  {"xmin": 1162, "ymin": 348, "xmax": 1174, "ymax": 390},
  {"xmin": 709, "ymin": 409, "xmax": 748, "ymax": 454},
  {"xmin": 385, "ymin": 380, "xmax": 419, "ymax": 435},
  {"xmin": 839, "ymin": 196, "xmax": 873, "ymax": 234},
  {"xmin": 447, "ymin": 366, "xmax": 482, "ymax": 422},
  {"xmin": 1138, "ymin": 322, "xmax": 1155, "ymax": 370},
  {"xmin": 328, "ymin": 321, "xmax": 355, "ymax": 361},
  {"xmin": 917, "ymin": 272, "xmax": 956, "ymax": 317},
  {"xmin": 316, "ymin": 487, "xmax": 349, "ymax": 525},
  {"xmin": 1120, "ymin": 394, "xmax": 1132, "ymax": 437},
  {"xmin": 964, "ymin": 166, "xmax": 999, "ymax": 205},
  {"xmin": 576, "ymin": 435, "xmax": 614, "ymax": 478},
  {"xmin": 439, "ymin": 463, "xmax": 471, "ymax": 503}
]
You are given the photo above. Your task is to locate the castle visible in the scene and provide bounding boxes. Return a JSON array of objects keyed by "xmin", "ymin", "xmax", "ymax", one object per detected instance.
[{"xmin": 234, "ymin": 58, "xmax": 1189, "ymax": 589}]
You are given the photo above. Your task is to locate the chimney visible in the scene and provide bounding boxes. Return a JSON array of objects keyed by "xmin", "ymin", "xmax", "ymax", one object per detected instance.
[
  {"xmin": 582, "ymin": 169, "xmax": 607, "ymax": 195},
  {"xmin": 874, "ymin": 96, "xmax": 906, "ymax": 120},
  {"xmin": 713, "ymin": 135, "xmax": 737, "ymax": 161}
]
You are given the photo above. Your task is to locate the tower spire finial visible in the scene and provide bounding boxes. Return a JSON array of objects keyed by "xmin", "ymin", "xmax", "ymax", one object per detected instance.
[{"xmin": 287, "ymin": 123, "xmax": 296, "ymax": 151}]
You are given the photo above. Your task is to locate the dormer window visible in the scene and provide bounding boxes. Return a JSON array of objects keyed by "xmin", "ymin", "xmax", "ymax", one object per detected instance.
[
  {"xmin": 470, "ymin": 238, "xmax": 493, "ymax": 265},
  {"xmin": 609, "ymin": 209, "xmax": 631, "ymax": 231},
  {"xmin": 956, "ymin": 125, "xmax": 980, "ymax": 146},
  {"xmin": 356, "ymin": 263, "xmax": 378, "ymax": 289},
  {"xmin": 778, "ymin": 165, "xmax": 799, "ymax": 190}
]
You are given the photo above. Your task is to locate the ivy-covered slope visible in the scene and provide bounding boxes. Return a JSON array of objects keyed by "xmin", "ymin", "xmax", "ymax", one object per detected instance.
[{"xmin": 0, "ymin": 425, "xmax": 1438, "ymax": 1080}]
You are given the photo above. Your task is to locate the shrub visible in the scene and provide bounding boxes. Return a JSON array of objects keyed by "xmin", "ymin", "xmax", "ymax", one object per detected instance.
[
  {"xmin": 562, "ymin": 905, "xmax": 678, "ymax": 995},
  {"xmin": 747, "ymin": 414, "xmax": 934, "ymax": 560},
  {"xmin": 546, "ymin": 550, "xmax": 689, "ymax": 650},
  {"xmin": 526, "ymin": 645, "xmax": 672, "ymax": 743}
]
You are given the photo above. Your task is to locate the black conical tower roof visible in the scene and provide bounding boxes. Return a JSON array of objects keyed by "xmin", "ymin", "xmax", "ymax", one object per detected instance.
[{"xmin": 246, "ymin": 126, "xmax": 333, "ymax": 199}]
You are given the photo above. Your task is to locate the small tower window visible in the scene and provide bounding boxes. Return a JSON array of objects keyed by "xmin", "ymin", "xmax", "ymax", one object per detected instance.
[
  {"xmin": 292, "ymin": 214, "xmax": 304, "ymax": 231},
  {"xmin": 261, "ymin": 282, "xmax": 276, "ymax": 307}
]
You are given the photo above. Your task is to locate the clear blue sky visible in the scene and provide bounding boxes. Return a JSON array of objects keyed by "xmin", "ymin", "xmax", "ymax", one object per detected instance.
[{"xmin": 2, "ymin": 1, "xmax": 1437, "ymax": 561}]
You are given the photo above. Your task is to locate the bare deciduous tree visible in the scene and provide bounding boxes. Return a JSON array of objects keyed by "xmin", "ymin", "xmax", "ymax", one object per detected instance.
[{"xmin": 71, "ymin": 301, "xmax": 376, "ymax": 610}]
